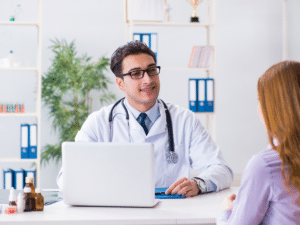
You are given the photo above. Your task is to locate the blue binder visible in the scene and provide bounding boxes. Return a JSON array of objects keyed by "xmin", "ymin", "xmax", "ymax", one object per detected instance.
[
  {"xmin": 155, "ymin": 187, "xmax": 185, "ymax": 199},
  {"xmin": 189, "ymin": 79, "xmax": 198, "ymax": 112},
  {"xmin": 29, "ymin": 124, "xmax": 37, "ymax": 159},
  {"xmin": 133, "ymin": 33, "xmax": 158, "ymax": 59},
  {"xmin": 20, "ymin": 124, "xmax": 30, "ymax": 159},
  {"xmin": 3, "ymin": 169, "xmax": 15, "ymax": 189},
  {"xmin": 14, "ymin": 169, "xmax": 26, "ymax": 190},
  {"xmin": 206, "ymin": 79, "xmax": 214, "ymax": 112},
  {"xmin": 198, "ymin": 79, "xmax": 206, "ymax": 112},
  {"xmin": 25, "ymin": 170, "xmax": 36, "ymax": 186},
  {"xmin": 197, "ymin": 78, "xmax": 214, "ymax": 113}
]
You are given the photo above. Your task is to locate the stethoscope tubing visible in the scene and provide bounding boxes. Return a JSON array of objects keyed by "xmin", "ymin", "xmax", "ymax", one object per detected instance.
[{"xmin": 108, "ymin": 98, "xmax": 176, "ymax": 161}]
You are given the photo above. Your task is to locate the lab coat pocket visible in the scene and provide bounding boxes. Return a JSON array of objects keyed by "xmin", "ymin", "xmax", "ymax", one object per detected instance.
[{"xmin": 165, "ymin": 143, "xmax": 187, "ymax": 181}]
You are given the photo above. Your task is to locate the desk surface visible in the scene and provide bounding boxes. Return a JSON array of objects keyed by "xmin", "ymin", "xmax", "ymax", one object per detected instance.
[{"xmin": 0, "ymin": 187, "xmax": 239, "ymax": 225}]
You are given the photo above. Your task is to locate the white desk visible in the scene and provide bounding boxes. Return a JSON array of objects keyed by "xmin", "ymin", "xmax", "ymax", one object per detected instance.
[{"xmin": 0, "ymin": 187, "xmax": 239, "ymax": 225}]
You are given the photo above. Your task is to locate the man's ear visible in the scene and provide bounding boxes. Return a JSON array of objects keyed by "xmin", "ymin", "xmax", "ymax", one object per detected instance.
[{"xmin": 116, "ymin": 77, "xmax": 125, "ymax": 92}]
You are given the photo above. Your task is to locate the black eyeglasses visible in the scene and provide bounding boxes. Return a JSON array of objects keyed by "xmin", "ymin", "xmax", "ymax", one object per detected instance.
[{"xmin": 118, "ymin": 66, "xmax": 161, "ymax": 80}]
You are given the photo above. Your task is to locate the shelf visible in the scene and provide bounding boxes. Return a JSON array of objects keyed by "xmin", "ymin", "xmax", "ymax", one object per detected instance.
[
  {"xmin": 0, "ymin": 67, "xmax": 38, "ymax": 71},
  {"xmin": 195, "ymin": 112, "xmax": 215, "ymax": 115},
  {"xmin": 0, "ymin": 157, "xmax": 38, "ymax": 162},
  {"xmin": 126, "ymin": 21, "xmax": 215, "ymax": 27},
  {"xmin": 0, "ymin": 113, "xmax": 38, "ymax": 117},
  {"xmin": 163, "ymin": 67, "xmax": 214, "ymax": 71},
  {"xmin": 0, "ymin": 21, "xmax": 39, "ymax": 27}
]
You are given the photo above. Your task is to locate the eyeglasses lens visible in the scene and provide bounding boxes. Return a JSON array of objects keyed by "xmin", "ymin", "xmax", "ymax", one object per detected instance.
[{"xmin": 130, "ymin": 67, "xmax": 159, "ymax": 79}]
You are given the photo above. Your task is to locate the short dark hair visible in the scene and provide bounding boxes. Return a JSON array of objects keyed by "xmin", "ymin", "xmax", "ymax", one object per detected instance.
[{"xmin": 110, "ymin": 40, "xmax": 157, "ymax": 77}]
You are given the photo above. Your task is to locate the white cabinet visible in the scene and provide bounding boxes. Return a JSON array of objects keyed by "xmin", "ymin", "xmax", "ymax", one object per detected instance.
[{"xmin": 0, "ymin": 0, "xmax": 42, "ymax": 188}]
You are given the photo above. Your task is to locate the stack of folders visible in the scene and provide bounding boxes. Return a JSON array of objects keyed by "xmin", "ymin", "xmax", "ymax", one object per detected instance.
[
  {"xmin": 3, "ymin": 169, "xmax": 36, "ymax": 190},
  {"xmin": 188, "ymin": 46, "xmax": 214, "ymax": 69},
  {"xmin": 20, "ymin": 124, "xmax": 37, "ymax": 159},
  {"xmin": 189, "ymin": 78, "xmax": 214, "ymax": 113},
  {"xmin": 133, "ymin": 33, "xmax": 158, "ymax": 59}
]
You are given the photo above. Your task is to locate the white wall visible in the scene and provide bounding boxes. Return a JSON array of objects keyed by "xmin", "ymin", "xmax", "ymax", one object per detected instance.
[{"xmin": 0, "ymin": 0, "xmax": 299, "ymax": 189}]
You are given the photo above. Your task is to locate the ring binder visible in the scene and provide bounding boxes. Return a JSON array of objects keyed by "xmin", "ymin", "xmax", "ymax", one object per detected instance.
[
  {"xmin": 20, "ymin": 124, "xmax": 30, "ymax": 159},
  {"xmin": 3, "ymin": 169, "xmax": 15, "ymax": 189},
  {"xmin": 189, "ymin": 78, "xmax": 214, "ymax": 113},
  {"xmin": 14, "ymin": 169, "xmax": 26, "ymax": 190},
  {"xmin": 29, "ymin": 124, "xmax": 37, "ymax": 159},
  {"xmin": 133, "ymin": 33, "xmax": 158, "ymax": 60}
]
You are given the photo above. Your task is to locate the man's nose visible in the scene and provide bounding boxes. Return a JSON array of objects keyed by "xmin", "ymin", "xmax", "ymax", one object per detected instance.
[{"xmin": 142, "ymin": 71, "xmax": 152, "ymax": 82}]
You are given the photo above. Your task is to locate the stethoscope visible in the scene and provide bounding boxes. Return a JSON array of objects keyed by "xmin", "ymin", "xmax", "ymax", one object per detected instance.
[{"xmin": 108, "ymin": 97, "xmax": 178, "ymax": 164}]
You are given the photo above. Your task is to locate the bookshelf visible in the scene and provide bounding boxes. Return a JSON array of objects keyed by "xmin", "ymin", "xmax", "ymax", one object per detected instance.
[
  {"xmin": 0, "ymin": 0, "xmax": 42, "ymax": 188},
  {"xmin": 123, "ymin": 0, "xmax": 217, "ymax": 140}
]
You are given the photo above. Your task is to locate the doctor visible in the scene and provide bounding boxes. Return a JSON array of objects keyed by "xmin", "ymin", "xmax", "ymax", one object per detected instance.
[{"xmin": 57, "ymin": 41, "xmax": 233, "ymax": 197}]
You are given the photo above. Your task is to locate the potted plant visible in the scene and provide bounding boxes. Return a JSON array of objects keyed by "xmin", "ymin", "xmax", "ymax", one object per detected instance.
[{"xmin": 41, "ymin": 39, "xmax": 115, "ymax": 165}]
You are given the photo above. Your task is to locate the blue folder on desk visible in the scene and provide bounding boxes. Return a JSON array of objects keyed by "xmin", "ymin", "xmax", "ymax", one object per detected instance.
[{"xmin": 155, "ymin": 187, "xmax": 185, "ymax": 199}]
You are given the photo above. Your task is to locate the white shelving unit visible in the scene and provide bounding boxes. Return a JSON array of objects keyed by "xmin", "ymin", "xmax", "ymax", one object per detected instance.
[
  {"xmin": 123, "ymin": 0, "xmax": 217, "ymax": 140},
  {"xmin": 0, "ymin": 0, "xmax": 42, "ymax": 188}
]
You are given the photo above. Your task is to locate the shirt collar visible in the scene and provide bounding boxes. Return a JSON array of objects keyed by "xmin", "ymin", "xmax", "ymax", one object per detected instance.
[{"xmin": 124, "ymin": 98, "xmax": 159, "ymax": 123}]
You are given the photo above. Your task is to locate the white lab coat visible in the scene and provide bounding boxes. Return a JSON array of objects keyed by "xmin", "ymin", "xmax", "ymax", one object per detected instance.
[{"xmin": 57, "ymin": 100, "xmax": 233, "ymax": 190}]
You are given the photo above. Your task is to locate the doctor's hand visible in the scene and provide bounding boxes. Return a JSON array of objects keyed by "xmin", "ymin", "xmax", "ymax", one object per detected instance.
[
  {"xmin": 165, "ymin": 177, "xmax": 200, "ymax": 197},
  {"xmin": 221, "ymin": 194, "xmax": 236, "ymax": 211}
]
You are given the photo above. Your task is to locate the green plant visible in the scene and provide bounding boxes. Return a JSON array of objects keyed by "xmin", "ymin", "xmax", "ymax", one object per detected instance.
[{"xmin": 41, "ymin": 39, "xmax": 115, "ymax": 166}]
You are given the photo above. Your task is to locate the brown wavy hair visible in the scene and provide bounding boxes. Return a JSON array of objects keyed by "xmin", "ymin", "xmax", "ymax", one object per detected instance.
[{"xmin": 258, "ymin": 60, "xmax": 300, "ymax": 205}]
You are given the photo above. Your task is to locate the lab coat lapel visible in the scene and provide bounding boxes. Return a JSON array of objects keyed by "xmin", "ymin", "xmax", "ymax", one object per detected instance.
[
  {"xmin": 147, "ymin": 101, "xmax": 167, "ymax": 138},
  {"xmin": 128, "ymin": 107, "xmax": 147, "ymax": 141}
]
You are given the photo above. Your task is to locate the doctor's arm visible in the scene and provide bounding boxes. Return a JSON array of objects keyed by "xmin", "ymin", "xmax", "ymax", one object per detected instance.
[{"xmin": 189, "ymin": 115, "xmax": 233, "ymax": 192}]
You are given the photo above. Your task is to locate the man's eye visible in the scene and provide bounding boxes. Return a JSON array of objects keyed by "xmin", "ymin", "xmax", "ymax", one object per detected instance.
[
  {"xmin": 148, "ymin": 68, "xmax": 156, "ymax": 72},
  {"xmin": 131, "ymin": 70, "xmax": 142, "ymax": 76}
]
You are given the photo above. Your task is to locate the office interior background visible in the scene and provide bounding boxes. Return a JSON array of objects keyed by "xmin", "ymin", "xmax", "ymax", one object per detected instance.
[{"xmin": 0, "ymin": 0, "xmax": 299, "ymax": 189}]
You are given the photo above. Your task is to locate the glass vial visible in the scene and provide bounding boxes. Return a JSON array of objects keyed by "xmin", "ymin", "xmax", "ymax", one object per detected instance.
[
  {"xmin": 24, "ymin": 187, "xmax": 35, "ymax": 212},
  {"xmin": 8, "ymin": 187, "xmax": 17, "ymax": 206},
  {"xmin": 25, "ymin": 177, "xmax": 36, "ymax": 197},
  {"xmin": 35, "ymin": 188, "xmax": 44, "ymax": 211},
  {"xmin": 17, "ymin": 193, "xmax": 24, "ymax": 213}
]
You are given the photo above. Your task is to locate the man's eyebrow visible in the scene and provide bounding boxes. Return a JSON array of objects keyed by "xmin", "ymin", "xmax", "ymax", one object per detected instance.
[
  {"xmin": 128, "ymin": 64, "xmax": 156, "ymax": 71},
  {"xmin": 147, "ymin": 63, "xmax": 156, "ymax": 67},
  {"xmin": 129, "ymin": 67, "xmax": 141, "ymax": 71}
]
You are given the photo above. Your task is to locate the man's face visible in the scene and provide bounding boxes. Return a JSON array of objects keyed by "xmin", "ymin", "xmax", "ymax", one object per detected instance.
[{"xmin": 116, "ymin": 53, "xmax": 160, "ymax": 110}]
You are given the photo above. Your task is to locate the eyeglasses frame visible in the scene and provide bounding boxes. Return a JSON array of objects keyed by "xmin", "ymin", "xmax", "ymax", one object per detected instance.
[{"xmin": 118, "ymin": 66, "xmax": 161, "ymax": 80}]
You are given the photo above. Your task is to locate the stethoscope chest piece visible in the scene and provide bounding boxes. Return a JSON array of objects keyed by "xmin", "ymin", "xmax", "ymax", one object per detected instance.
[{"xmin": 166, "ymin": 151, "xmax": 179, "ymax": 164}]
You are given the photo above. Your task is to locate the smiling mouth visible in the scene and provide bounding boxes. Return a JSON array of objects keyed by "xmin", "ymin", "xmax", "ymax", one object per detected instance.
[{"xmin": 140, "ymin": 86, "xmax": 155, "ymax": 92}]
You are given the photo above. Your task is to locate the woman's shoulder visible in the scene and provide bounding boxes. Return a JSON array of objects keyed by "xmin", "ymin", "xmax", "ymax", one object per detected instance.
[
  {"xmin": 256, "ymin": 148, "xmax": 281, "ymax": 168},
  {"xmin": 245, "ymin": 148, "xmax": 281, "ymax": 180}
]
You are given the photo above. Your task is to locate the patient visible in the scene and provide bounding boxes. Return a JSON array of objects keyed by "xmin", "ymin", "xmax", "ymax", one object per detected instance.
[{"xmin": 217, "ymin": 61, "xmax": 300, "ymax": 224}]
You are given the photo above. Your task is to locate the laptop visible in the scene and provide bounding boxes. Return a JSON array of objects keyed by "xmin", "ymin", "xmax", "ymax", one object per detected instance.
[{"xmin": 62, "ymin": 142, "xmax": 158, "ymax": 207}]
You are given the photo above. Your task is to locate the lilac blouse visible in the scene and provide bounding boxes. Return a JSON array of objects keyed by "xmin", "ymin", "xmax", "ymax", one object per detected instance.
[{"xmin": 216, "ymin": 148, "xmax": 300, "ymax": 224}]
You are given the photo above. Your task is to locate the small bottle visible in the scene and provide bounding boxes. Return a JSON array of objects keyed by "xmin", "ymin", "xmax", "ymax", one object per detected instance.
[
  {"xmin": 8, "ymin": 187, "xmax": 17, "ymax": 206},
  {"xmin": 35, "ymin": 188, "xmax": 44, "ymax": 211},
  {"xmin": 17, "ymin": 193, "xmax": 24, "ymax": 213},
  {"xmin": 25, "ymin": 177, "xmax": 36, "ymax": 197},
  {"xmin": 24, "ymin": 187, "xmax": 35, "ymax": 212},
  {"xmin": 14, "ymin": 5, "xmax": 23, "ymax": 21}
]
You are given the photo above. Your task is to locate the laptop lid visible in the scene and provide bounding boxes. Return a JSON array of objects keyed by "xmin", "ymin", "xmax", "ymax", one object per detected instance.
[{"xmin": 62, "ymin": 142, "xmax": 157, "ymax": 207}]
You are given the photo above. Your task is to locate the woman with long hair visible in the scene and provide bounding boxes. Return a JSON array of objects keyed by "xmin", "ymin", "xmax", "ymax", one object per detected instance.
[{"xmin": 217, "ymin": 61, "xmax": 300, "ymax": 224}]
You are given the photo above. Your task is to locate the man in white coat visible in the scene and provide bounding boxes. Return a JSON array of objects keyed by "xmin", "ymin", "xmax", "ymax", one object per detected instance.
[{"xmin": 57, "ymin": 41, "xmax": 233, "ymax": 197}]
